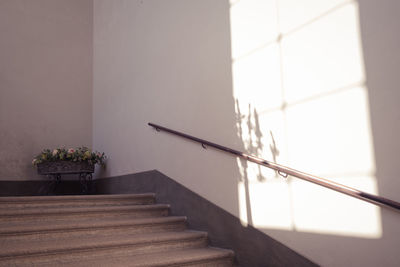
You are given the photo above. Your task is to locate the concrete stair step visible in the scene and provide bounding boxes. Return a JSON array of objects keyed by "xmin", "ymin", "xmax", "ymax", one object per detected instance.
[
  {"xmin": 0, "ymin": 203, "xmax": 170, "ymax": 222},
  {"xmin": 0, "ymin": 193, "xmax": 155, "ymax": 208},
  {"xmin": 0, "ymin": 247, "xmax": 234, "ymax": 267},
  {"xmin": 0, "ymin": 193, "xmax": 235, "ymax": 266},
  {"xmin": 0, "ymin": 230, "xmax": 208, "ymax": 260},
  {"xmin": 0, "ymin": 216, "xmax": 187, "ymax": 239}
]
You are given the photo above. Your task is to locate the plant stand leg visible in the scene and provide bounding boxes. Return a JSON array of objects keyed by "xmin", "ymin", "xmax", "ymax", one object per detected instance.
[
  {"xmin": 88, "ymin": 173, "xmax": 93, "ymax": 194},
  {"xmin": 47, "ymin": 174, "xmax": 61, "ymax": 195},
  {"xmin": 79, "ymin": 173, "xmax": 92, "ymax": 194}
]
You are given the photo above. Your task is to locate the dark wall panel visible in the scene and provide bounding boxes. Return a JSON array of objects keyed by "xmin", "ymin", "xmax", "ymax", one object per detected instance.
[{"xmin": 95, "ymin": 170, "xmax": 317, "ymax": 267}]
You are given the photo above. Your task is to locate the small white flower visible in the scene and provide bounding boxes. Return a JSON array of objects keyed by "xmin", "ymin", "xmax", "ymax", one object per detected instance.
[
  {"xmin": 52, "ymin": 149, "xmax": 58, "ymax": 156},
  {"xmin": 68, "ymin": 148, "xmax": 75, "ymax": 154}
]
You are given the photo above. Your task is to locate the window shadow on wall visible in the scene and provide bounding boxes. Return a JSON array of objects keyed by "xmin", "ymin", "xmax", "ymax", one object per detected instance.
[{"xmin": 228, "ymin": 0, "xmax": 400, "ymax": 265}]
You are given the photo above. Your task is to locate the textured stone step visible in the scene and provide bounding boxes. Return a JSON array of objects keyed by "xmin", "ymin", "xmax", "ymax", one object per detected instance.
[
  {"xmin": 0, "ymin": 230, "xmax": 208, "ymax": 260},
  {"xmin": 0, "ymin": 193, "xmax": 235, "ymax": 267},
  {"xmin": 0, "ymin": 216, "xmax": 187, "ymax": 239},
  {"xmin": 0, "ymin": 193, "xmax": 155, "ymax": 208},
  {"xmin": 0, "ymin": 203, "xmax": 170, "ymax": 222},
  {"xmin": 0, "ymin": 247, "xmax": 234, "ymax": 267}
]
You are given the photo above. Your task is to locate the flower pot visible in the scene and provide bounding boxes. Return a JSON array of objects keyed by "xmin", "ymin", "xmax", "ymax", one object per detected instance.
[{"xmin": 37, "ymin": 161, "xmax": 94, "ymax": 175}]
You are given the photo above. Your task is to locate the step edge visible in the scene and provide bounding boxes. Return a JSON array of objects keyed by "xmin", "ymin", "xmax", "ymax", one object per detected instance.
[
  {"xmin": 0, "ymin": 203, "xmax": 170, "ymax": 216},
  {"xmin": 0, "ymin": 216, "xmax": 188, "ymax": 235},
  {"xmin": 0, "ymin": 193, "xmax": 156, "ymax": 203},
  {"xmin": 0, "ymin": 231, "xmax": 208, "ymax": 259}
]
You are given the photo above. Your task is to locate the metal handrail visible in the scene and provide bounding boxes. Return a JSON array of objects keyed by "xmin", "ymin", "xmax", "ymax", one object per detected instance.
[{"xmin": 148, "ymin": 122, "xmax": 400, "ymax": 212}]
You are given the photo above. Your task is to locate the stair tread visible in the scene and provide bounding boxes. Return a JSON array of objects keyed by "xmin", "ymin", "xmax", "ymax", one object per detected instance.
[
  {"xmin": 0, "ymin": 230, "xmax": 207, "ymax": 257},
  {"xmin": 3, "ymin": 247, "xmax": 234, "ymax": 267},
  {"xmin": 0, "ymin": 203, "xmax": 170, "ymax": 216},
  {"xmin": 0, "ymin": 193, "xmax": 156, "ymax": 203},
  {"xmin": 68, "ymin": 247, "xmax": 234, "ymax": 267},
  {"xmin": 0, "ymin": 193, "xmax": 235, "ymax": 266},
  {"xmin": 0, "ymin": 215, "xmax": 187, "ymax": 234}
]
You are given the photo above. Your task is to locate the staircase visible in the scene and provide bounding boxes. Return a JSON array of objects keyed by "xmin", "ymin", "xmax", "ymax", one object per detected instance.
[{"xmin": 0, "ymin": 194, "xmax": 234, "ymax": 266}]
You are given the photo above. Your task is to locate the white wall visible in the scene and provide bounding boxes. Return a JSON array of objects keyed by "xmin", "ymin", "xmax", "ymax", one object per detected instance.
[
  {"xmin": 0, "ymin": 0, "xmax": 93, "ymax": 180},
  {"xmin": 93, "ymin": 0, "xmax": 241, "ymax": 215},
  {"xmin": 93, "ymin": 0, "xmax": 400, "ymax": 266}
]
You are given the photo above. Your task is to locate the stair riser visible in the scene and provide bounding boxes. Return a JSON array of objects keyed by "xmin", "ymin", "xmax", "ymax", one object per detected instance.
[
  {"xmin": 1, "ymin": 222, "xmax": 187, "ymax": 241},
  {"xmin": 0, "ymin": 198, "xmax": 155, "ymax": 209},
  {"xmin": 0, "ymin": 193, "xmax": 235, "ymax": 267},
  {"xmin": 0, "ymin": 209, "xmax": 169, "ymax": 222},
  {"xmin": 0, "ymin": 237, "xmax": 208, "ymax": 266}
]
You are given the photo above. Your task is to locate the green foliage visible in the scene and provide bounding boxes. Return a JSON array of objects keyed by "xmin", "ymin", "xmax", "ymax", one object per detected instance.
[{"xmin": 32, "ymin": 147, "xmax": 106, "ymax": 167}]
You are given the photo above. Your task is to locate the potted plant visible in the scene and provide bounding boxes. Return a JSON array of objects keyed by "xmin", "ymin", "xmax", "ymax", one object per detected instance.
[
  {"xmin": 32, "ymin": 147, "xmax": 106, "ymax": 194},
  {"xmin": 32, "ymin": 147, "xmax": 106, "ymax": 174}
]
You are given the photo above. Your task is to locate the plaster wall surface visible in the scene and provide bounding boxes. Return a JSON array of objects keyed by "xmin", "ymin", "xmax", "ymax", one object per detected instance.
[
  {"xmin": 93, "ymin": 0, "xmax": 400, "ymax": 266},
  {"xmin": 0, "ymin": 0, "xmax": 93, "ymax": 180},
  {"xmin": 93, "ymin": 0, "xmax": 240, "ymax": 215}
]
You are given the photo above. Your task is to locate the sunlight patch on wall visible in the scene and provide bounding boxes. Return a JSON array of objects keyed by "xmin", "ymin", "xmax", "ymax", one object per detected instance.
[
  {"xmin": 232, "ymin": 44, "xmax": 282, "ymax": 112},
  {"xmin": 238, "ymin": 178, "xmax": 293, "ymax": 230},
  {"xmin": 291, "ymin": 176, "xmax": 381, "ymax": 238},
  {"xmin": 231, "ymin": 0, "xmax": 382, "ymax": 238},
  {"xmin": 278, "ymin": 0, "xmax": 351, "ymax": 34},
  {"xmin": 282, "ymin": 2, "xmax": 365, "ymax": 103},
  {"xmin": 286, "ymin": 86, "xmax": 375, "ymax": 176}
]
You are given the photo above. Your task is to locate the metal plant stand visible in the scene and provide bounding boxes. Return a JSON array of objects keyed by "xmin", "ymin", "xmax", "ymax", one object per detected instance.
[
  {"xmin": 37, "ymin": 161, "xmax": 94, "ymax": 194},
  {"xmin": 78, "ymin": 172, "xmax": 93, "ymax": 194}
]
